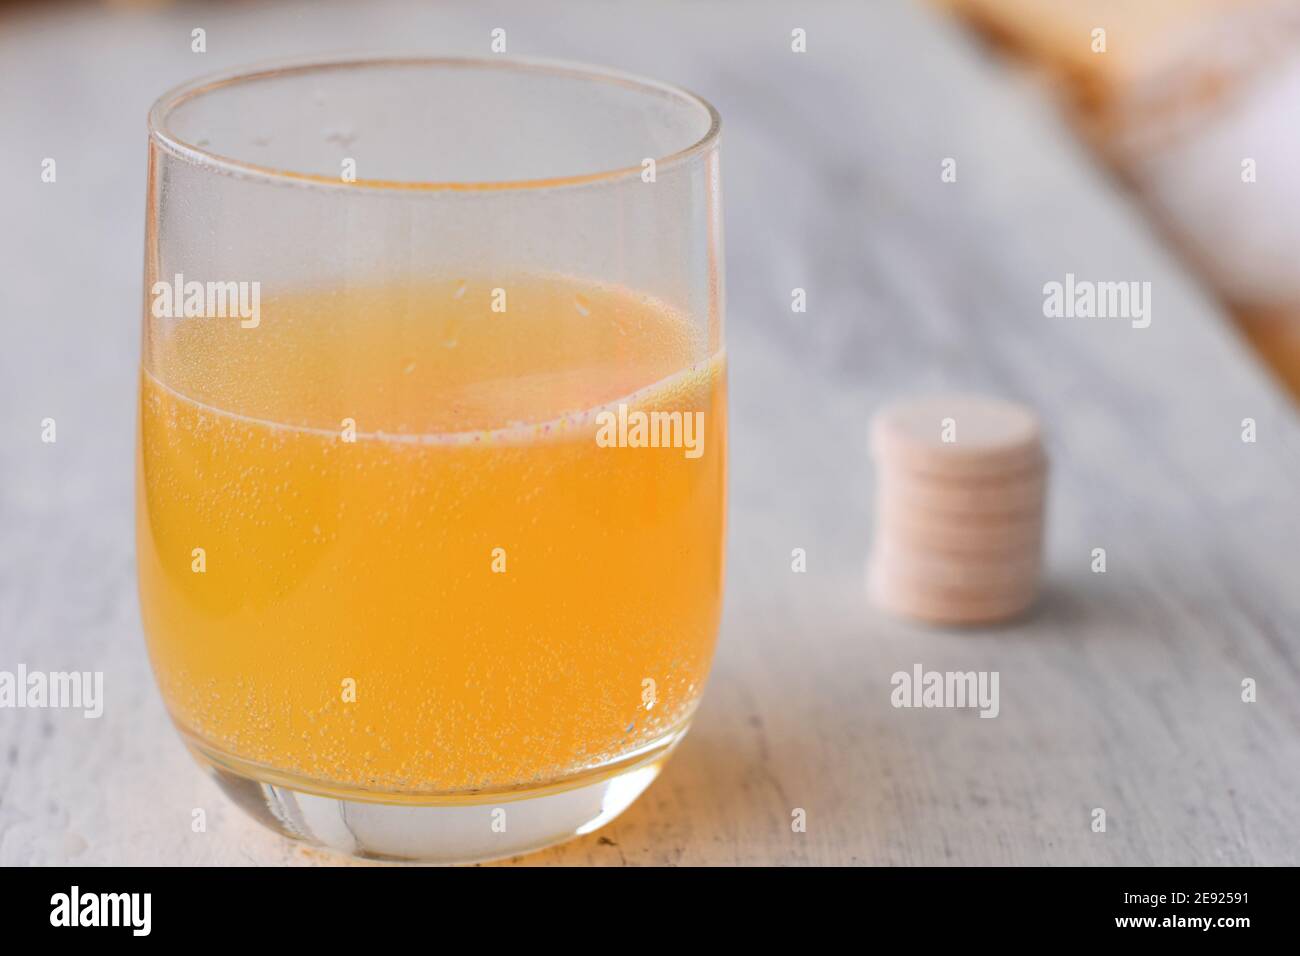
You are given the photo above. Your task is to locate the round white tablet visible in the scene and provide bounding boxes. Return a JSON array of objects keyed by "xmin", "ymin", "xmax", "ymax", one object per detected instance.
[{"xmin": 871, "ymin": 395, "xmax": 1045, "ymax": 478}]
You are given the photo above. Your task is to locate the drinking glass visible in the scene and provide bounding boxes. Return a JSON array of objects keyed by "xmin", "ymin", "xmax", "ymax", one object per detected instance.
[{"xmin": 137, "ymin": 56, "xmax": 725, "ymax": 862}]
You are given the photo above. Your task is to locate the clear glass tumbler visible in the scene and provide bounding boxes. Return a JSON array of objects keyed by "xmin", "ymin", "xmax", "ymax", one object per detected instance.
[{"xmin": 136, "ymin": 56, "xmax": 725, "ymax": 862}]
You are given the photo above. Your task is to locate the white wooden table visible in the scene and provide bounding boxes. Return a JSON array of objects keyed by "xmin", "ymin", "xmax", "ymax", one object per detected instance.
[{"xmin": 2, "ymin": 0, "xmax": 1298, "ymax": 866}]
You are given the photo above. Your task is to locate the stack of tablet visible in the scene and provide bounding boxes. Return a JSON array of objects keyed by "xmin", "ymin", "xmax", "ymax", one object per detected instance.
[{"xmin": 868, "ymin": 395, "xmax": 1047, "ymax": 626}]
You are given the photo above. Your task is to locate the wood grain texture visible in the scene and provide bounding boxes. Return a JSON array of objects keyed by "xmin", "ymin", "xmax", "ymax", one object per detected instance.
[{"xmin": 1, "ymin": 0, "xmax": 1297, "ymax": 866}]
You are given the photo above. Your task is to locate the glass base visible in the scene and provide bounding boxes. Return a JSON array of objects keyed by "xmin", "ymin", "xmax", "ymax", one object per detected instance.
[{"xmin": 183, "ymin": 724, "xmax": 689, "ymax": 864}]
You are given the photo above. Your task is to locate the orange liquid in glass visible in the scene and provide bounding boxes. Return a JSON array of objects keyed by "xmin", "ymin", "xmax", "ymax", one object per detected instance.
[{"xmin": 136, "ymin": 278, "xmax": 725, "ymax": 794}]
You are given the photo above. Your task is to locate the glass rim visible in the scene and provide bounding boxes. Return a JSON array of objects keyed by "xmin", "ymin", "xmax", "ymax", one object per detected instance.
[{"xmin": 147, "ymin": 54, "xmax": 722, "ymax": 193}]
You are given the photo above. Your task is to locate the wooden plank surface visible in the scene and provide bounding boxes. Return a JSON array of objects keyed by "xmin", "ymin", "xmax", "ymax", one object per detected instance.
[{"xmin": 1, "ymin": 0, "xmax": 1298, "ymax": 866}]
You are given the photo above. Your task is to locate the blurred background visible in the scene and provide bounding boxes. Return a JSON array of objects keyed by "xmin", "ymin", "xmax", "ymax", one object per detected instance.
[
  {"xmin": 3, "ymin": 0, "xmax": 1299, "ymax": 866},
  {"xmin": 936, "ymin": 0, "xmax": 1300, "ymax": 397},
  {"xmin": 8, "ymin": 0, "xmax": 1299, "ymax": 390}
]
